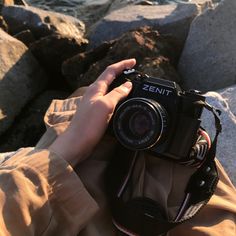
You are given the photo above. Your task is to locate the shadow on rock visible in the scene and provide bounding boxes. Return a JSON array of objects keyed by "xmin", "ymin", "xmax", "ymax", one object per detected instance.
[
  {"xmin": 0, "ymin": 28, "xmax": 48, "ymax": 137},
  {"xmin": 62, "ymin": 26, "xmax": 182, "ymax": 90},
  {"xmin": 29, "ymin": 33, "xmax": 88, "ymax": 88},
  {"xmin": 0, "ymin": 90, "xmax": 69, "ymax": 152}
]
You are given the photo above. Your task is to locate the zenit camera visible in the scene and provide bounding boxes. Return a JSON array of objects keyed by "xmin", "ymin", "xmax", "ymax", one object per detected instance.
[{"xmin": 110, "ymin": 69, "xmax": 206, "ymax": 162}]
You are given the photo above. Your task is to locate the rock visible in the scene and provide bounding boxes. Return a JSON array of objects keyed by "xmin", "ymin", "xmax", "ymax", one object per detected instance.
[
  {"xmin": 0, "ymin": 90, "xmax": 69, "ymax": 152},
  {"xmin": 178, "ymin": 0, "xmax": 236, "ymax": 92},
  {"xmin": 0, "ymin": 16, "xmax": 8, "ymax": 32},
  {"xmin": 87, "ymin": 1, "xmax": 212, "ymax": 49},
  {"xmin": 30, "ymin": 33, "xmax": 88, "ymax": 88},
  {"xmin": 77, "ymin": 0, "xmax": 113, "ymax": 27},
  {"xmin": 14, "ymin": 0, "xmax": 27, "ymax": 5},
  {"xmin": 201, "ymin": 84, "xmax": 236, "ymax": 185},
  {"xmin": 135, "ymin": 1, "xmax": 154, "ymax": 6},
  {"xmin": 25, "ymin": 0, "xmax": 156, "ymax": 28},
  {"xmin": 22, "ymin": 0, "xmax": 112, "ymax": 27},
  {"xmin": 1, "ymin": 5, "xmax": 85, "ymax": 39},
  {"xmin": 108, "ymin": 0, "xmax": 152, "ymax": 12},
  {"xmin": 190, "ymin": 0, "xmax": 214, "ymax": 6},
  {"xmin": 0, "ymin": 29, "xmax": 47, "ymax": 136},
  {"xmin": 62, "ymin": 41, "xmax": 115, "ymax": 89},
  {"xmin": 14, "ymin": 29, "xmax": 36, "ymax": 47},
  {"xmin": 137, "ymin": 56, "xmax": 181, "ymax": 82},
  {"xmin": 2, "ymin": 0, "xmax": 27, "ymax": 6},
  {"xmin": 63, "ymin": 27, "xmax": 181, "ymax": 89}
]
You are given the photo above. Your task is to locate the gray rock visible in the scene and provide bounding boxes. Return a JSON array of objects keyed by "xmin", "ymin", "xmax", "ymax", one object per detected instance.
[
  {"xmin": 201, "ymin": 85, "xmax": 236, "ymax": 185},
  {"xmin": 78, "ymin": 0, "xmax": 112, "ymax": 27},
  {"xmin": 25, "ymin": 0, "xmax": 112, "ymax": 27},
  {"xmin": 14, "ymin": 29, "xmax": 36, "ymax": 47},
  {"xmin": 0, "ymin": 29, "xmax": 47, "ymax": 136},
  {"xmin": 108, "ymin": 0, "xmax": 153, "ymax": 12},
  {"xmin": 178, "ymin": 0, "xmax": 236, "ymax": 92},
  {"xmin": 0, "ymin": 16, "xmax": 8, "ymax": 32},
  {"xmin": 2, "ymin": 0, "xmax": 27, "ymax": 6},
  {"xmin": 2, "ymin": 5, "xmax": 85, "ymax": 39},
  {"xmin": 29, "ymin": 33, "xmax": 88, "ymax": 87},
  {"xmin": 0, "ymin": 90, "xmax": 69, "ymax": 152},
  {"xmin": 87, "ymin": 1, "xmax": 212, "ymax": 49},
  {"xmin": 63, "ymin": 27, "xmax": 181, "ymax": 89}
]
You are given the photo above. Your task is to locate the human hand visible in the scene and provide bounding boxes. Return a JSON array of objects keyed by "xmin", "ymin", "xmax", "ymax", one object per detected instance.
[{"xmin": 49, "ymin": 59, "xmax": 136, "ymax": 166}]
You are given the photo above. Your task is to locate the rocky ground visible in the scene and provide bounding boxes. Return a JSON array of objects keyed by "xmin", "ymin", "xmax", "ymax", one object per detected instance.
[{"xmin": 0, "ymin": 0, "xmax": 235, "ymax": 185}]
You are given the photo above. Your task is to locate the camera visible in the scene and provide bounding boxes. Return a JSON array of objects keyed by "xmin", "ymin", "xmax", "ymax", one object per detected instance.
[{"xmin": 110, "ymin": 69, "xmax": 206, "ymax": 162}]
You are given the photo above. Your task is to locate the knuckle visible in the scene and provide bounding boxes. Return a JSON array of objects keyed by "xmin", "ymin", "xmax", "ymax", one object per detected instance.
[
  {"xmin": 114, "ymin": 87, "xmax": 126, "ymax": 96},
  {"xmin": 85, "ymin": 83, "xmax": 97, "ymax": 96},
  {"xmin": 105, "ymin": 65, "xmax": 115, "ymax": 76},
  {"xmin": 106, "ymin": 65, "xmax": 113, "ymax": 71},
  {"xmin": 88, "ymin": 82, "xmax": 97, "ymax": 91},
  {"xmin": 88, "ymin": 82, "xmax": 96, "ymax": 88},
  {"xmin": 97, "ymin": 80, "xmax": 106, "ymax": 88}
]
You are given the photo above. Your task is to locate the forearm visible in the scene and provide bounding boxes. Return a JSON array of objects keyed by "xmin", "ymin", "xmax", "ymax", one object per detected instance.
[{"xmin": 48, "ymin": 127, "xmax": 91, "ymax": 167}]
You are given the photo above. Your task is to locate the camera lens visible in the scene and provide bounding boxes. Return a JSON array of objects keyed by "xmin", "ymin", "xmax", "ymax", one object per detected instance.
[
  {"xmin": 129, "ymin": 111, "xmax": 152, "ymax": 137},
  {"xmin": 113, "ymin": 98, "xmax": 168, "ymax": 150}
]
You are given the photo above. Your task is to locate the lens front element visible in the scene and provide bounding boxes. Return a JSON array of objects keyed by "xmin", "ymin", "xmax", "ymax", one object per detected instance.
[
  {"xmin": 129, "ymin": 111, "xmax": 152, "ymax": 137},
  {"xmin": 113, "ymin": 98, "xmax": 168, "ymax": 150}
]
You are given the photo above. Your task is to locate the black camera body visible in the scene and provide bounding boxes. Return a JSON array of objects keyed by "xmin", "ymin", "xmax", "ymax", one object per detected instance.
[{"xmin": 110, "ymin": 69, "xmax": 206, "ymax": 162}]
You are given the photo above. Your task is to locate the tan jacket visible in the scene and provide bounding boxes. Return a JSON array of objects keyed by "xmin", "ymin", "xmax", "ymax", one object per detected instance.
[{"xmin": 0, "ymin": 96, "xmax": 235, "ymax": 236}]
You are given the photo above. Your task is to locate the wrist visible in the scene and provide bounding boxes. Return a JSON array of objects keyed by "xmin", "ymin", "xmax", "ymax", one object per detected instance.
[{"xmin": 49, "ymin": 129, "xmax": 87, "ymax": 167}]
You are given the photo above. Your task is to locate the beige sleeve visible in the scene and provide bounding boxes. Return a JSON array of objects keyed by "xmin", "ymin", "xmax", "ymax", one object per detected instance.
[{"xmin": 0, "ymin": 148, "xmax": 98, "ymax": 236}]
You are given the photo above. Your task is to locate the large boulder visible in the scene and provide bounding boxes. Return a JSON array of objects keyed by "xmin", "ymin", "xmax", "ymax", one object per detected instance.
[
  {"xmin": 13, "ymin": 29, "xmax": 36, "ymax": 47},
  {"xmin": 0, "ymin": 16, "xmax": 8, "ymax": 32},
  {"xmin": 62, "ymin": 41, "xmax": 115, "ymax": 89},
  {"xmin": 87, "ymin": 1, "xmax": 212, "ymax": 49},
  {"xmin": 63, "ymin": 27, "xmax": 181, "ymax": 89},
  {"xmin": 178, "ymin": 0, "xmax": 236, "ymax": 92},
  {"xmin": 0, "ymin": 29, "xmax": 47, "ymax": 136},
  {"xmin": 1, "ymin": 4, "xmax": 89, "ymax": 88},
  {"xmin": 201, "ymin": 84, "xmax": 236, "ymax": 185},
  {"xmin": 0, "ymin": 90, "xmax": 69, "ymax": 152},
  {"xmin": 29, "ymin": 33, "xmax": 88, "ymax": 88},
  {"xmin": 1, "ymin": 5, "xmax": 85, "ymax": 39},
  {"xmin": 108, "ymin": 0, "xmax": 154, "ymax": 12},
  {"xmin": 2, "ymin": 0, "xmax": 27, "ymax": 6},
  {"xmin": 25, "ymin": 0, "xmax": 113, "ymax": 27},
  {"xmin": 76, "ymin": 0, "xmax": 113, "ymax": 27}
]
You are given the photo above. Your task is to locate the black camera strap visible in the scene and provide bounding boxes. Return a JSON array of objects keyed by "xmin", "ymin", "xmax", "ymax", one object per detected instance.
[
  {"xmin": 194, "ymin": 100, "xmax": 222, "ymax": 162},
  {"xmin": 106, "ymin": 101, "xmax": 222, "ymax": 236}
]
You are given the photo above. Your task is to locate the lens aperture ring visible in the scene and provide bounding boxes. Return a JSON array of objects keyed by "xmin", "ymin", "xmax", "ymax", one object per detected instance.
[{"xmin": 113, "ymin": 97, "xmax": 168, "ymax": 150}]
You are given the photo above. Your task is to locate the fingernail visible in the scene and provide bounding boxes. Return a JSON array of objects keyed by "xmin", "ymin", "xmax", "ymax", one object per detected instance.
[
  {"xmin": 124, "ymin": 81, "xmax": 132, "ymax": 88},
  {"xmin": 122, "ymin": 81, "xmax": 132, "ymax": 93}
]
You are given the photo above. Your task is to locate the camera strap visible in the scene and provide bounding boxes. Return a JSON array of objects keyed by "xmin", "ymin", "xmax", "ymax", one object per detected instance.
[
  {"xmin": 194, "ymin": 100, "xmax": 222, "ymax": 162},
  {"xmin": 106, "ymin": 101, "xmax": 222, "ymax": 236}
]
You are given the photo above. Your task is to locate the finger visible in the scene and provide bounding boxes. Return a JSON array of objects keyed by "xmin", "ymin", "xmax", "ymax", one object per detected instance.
[
  {"xmin": 85, "ymin": 59, "xmax": 136, "ymax": 99},
  {"xmin": 104, "ymin": 81, "xmax": 133, "ymax": 108},
  {"xmin": 97, "ymin": 58, "xmax": 136, "ymax": 86}
]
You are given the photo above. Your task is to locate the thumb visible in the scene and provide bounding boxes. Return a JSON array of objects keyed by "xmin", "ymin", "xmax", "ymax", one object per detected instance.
[{"xmin": 105, "ymin": 81, "xmax": 132, "ymax": 107}]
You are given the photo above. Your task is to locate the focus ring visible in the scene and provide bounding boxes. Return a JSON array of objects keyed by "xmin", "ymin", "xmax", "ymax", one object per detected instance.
[{"xmin": 113, "ymin": 97, "xmax": 168, "ymax": 150}]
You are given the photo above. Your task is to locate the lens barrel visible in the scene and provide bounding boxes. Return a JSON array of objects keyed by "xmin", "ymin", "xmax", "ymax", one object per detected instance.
[{"xmin": 113, "ymin": 98, "xmax": 168, "ymax": 150}]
